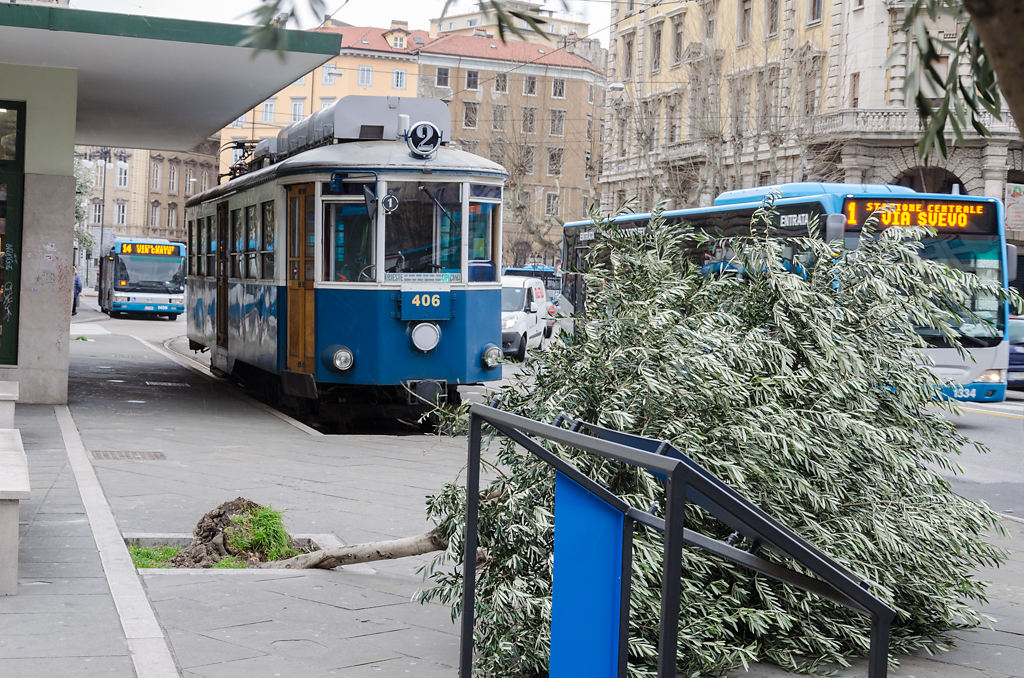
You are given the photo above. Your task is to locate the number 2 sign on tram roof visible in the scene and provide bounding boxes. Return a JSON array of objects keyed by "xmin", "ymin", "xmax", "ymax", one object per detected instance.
[{"xmin": 407, "ymin": 121, "xmax": 442, "ymax": 158}]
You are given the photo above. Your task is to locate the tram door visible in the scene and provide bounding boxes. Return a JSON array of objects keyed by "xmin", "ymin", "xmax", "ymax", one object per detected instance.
[
  {"xmin": 286, "ymin": 184, "xmax": 316, "ymax": 374},
  {"xmin": 216, "ymin": 201, "xmax": 229, "ymax": 348}
]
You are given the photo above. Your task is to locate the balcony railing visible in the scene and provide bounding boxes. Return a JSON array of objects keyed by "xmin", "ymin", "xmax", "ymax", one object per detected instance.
[{"xmin": 812, "ymin": 108, "xmax": 1018, "ymax": 137}]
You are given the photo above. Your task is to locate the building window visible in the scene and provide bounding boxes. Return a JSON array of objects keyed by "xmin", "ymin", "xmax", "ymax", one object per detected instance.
[
  {"xmin": 116, "ymin": 162, "xmax": 129, "ymax": 188},
  {"xmin": 436, "ymin": 67, "xmax": 450, "ymax": 87},
  {"xmin": 232, "ymin": 113, "xmax": 246, "ymax": 128},
  {"xmin": 168, "ymin": 164, "xmax": 178, "ymax": 194},
  {"xmin": 758, "ymin": 171, "xmax": 772, "ymax": 186},
  {"xmin": 184, "ymin": 167, "xmax": 195, "ymax": 194},
  {"xmin": 809, "ymin": 0, "xmax": 823, "ymax": 23},
  {"xmin": 705, "ymin": 2, "xmax": 717, "ymax": 39},
  {"xmin": 523, "ymin": 75, "xmax": 537, "ymax": 96},
  {"xmin": 92, "ymin": 202, "xmax": 103, "ymax": 225},
  {"xmin": 850, "ymin": 72, "xmax": 860, "ymax": 108},
  {"xmin": 466, "ymin": 70, "xmax": 479, "ymax": 90},
  {"xmin": 167, "ymin": 204, "xmax": 178, "ymax": 231},
  {"xmin": 492, "ymin": 104, "xmax": 506, "ymax": 131},
  {"xmin": 116, "ymin": 202, "xmax": 126, "ymax": 225},
  {"xmin": 649, "ymin": 25, "xmax": 662, "ymax": 73},
  {"xmin": 232, "ymin": 146, "xmax": 244, "ymax": 164},
  {"xmin": 521, "ymin": 106, "xmax": 536, "ymax": 133},
  {"xmin": 261, "ymin": 99, "xmax": 275, "ymax": 122},
  {"xmin": 622, "ymin": 33, "xmax": 635, "ymax": 79},
  {"xmin": 494, "ymin": 73, "xmax": 508, "ymax": 93},
  {"xmin": 320, "ymin": 97, "xmax": 335, "ymax": 111},
  {"xmin": 547, "ymin": 147, "xmax": 563, "ymax": 176},
  {"xmin": 358, "ymin": 65, "xmax": 373, "ymax": 87},
  {"xmin": 291, "ymin": 99, "xmax": 305, "ymax": 121},
  {"xmin": 149, "ymin": 202, "xmax": 160, "ymax": 227},
  {"xmin": 766, "ymin": 0, "xmax": 780, "ymax": 37},
  {"xmin": 550, "ymin": 109, "xmax": 565, "ymax": 136},
  {"xmin": 201, "ymin": 170, "xmax": 210, "ymax": 192},
  {"xmin": 322, "ymin": 64, "xmax": 338, "ymax": 85},
  {"xmin": 392, "ymin": 33, "xmax": 406, "ymax": 48},
  {"xmin": 293, "ymin": 75, "xmax": 306, "ymax": 86},
  {"xmin": 738, "ymin": 0, "xmax": 752, "ymax": 44},
  {"xmin": 545, "ymin": 192, "xmax": 559, "ymax": 216},
  {"xmin": 92, "ymin": 161, "xmax": 104, "ymax": 187},
  {"xmin": 393, "ymin": 69, "xmax": 407, "ymax": 90},
  {"xmin": 463, "ymin": 102, "xmax": 478, "ymax": 129},
  {"xmin": 552, "ymin": 78, "xmax": 565, "ymax": 98},
  {"xmin": 672, "ymin": 15, "xmax": 684, "ymax": 65},
  {"xmin": 589, "ymin": 84, "xmax": 595, "ymax": 103},
  {"xmin": 522, "ymin": 145, "xmax": 535, "ymax": 174},
  {"xmin": 617, "ymin": 113, "xmax": 628, "ymax": 156},
  {"xmin": 150, "ymin": 161, "xmax": 161, "ymax": 191},
  {"xmin": 586, "ymin": 114, "xmax": 593, "ymax": 141}
]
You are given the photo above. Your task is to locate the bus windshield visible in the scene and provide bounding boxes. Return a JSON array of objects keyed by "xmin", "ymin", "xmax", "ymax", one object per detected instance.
[
  {"xmin": 115, "ymin": 254, "xmax": 185, "ymax": 293},
  {"xmin": 918, "ymin": 234, "xmax": 1004, "ymax": 347}
]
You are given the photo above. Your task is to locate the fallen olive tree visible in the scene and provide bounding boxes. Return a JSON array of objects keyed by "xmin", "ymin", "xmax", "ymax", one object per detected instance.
[{"xmin": 416, "ymin": 200, "xmax": 1022, "ymax": 677}]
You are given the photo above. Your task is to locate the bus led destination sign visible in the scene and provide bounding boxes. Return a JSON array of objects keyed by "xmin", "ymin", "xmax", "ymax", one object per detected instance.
[
  {"xmin": 119, "ymin": 243, "xmax": 180, "ymax": 256},
  {"xmin": 842, "ymin": 197, "xmax": 996, "ymax": 233}
]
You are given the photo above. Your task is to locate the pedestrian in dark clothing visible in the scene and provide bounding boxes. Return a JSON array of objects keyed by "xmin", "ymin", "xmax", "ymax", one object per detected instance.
[{"xmin": 72, "ymin": 268, "xmax": 82, "ymax": 316}]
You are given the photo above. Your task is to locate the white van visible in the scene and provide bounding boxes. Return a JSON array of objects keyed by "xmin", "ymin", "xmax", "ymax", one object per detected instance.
[{"xmin": 501, "ymin": 276, "xmax": 551, "ymax": 360}]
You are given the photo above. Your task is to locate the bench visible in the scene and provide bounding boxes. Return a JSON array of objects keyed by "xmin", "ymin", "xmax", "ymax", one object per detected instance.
[
  {"xmin": 0, "ymin": 381, "xmax": 16, "ymax": 429},
  {"xmin": 0, "ymin": 382, "xmax": 27, "ymax": 596}
]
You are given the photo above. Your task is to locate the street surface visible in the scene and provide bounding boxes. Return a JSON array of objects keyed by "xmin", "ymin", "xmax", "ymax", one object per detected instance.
[{"xmin": 71, "ymin": 300, "xmax": 1024, "ymax": 520}]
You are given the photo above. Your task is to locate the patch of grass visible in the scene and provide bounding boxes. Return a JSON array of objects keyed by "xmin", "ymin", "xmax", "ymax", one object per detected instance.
[
  {"xmin": 225, "ymin": 505, "xmax": 298, "ymax": 562},
  {"xmin": 128, "ymin": 544, "xmax": 181, "ymax": 568},
  {"xmin": 212, "ymin": 556, "xmax": 246, "ymax": 569}
]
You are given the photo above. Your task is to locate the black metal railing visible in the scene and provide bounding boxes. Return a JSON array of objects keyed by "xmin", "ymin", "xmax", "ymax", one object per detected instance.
[{"xmin": 459, "ymin": 403, "xmax": 895, "ymax": 678}]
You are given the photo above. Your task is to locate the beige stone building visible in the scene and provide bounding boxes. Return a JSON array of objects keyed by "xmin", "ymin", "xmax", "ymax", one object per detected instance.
[
  {"xmin": 600, "ymin": 0, "xmax": 1024, "ymax": 259},
  {"xmin": 76, "ymin": 140, "xmax": 218, "ymax": 283},
  {"xmin": 431, "ymin": 1, "xmax": 587, "ymax": 41},
  {"xmin": 417, "ymin": 32, "xmax": 605, "ymax": 265}
]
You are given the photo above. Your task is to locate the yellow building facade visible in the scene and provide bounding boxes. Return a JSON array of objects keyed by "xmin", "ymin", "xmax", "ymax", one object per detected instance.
[{"xmin": 218, "ymin": 22, "xmax": 424, "ymax": 175}]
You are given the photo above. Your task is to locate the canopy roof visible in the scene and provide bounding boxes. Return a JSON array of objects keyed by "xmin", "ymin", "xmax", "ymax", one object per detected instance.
[{"xmin": 0, "ymin": 4, "xmax": 341, "ymax": 151}]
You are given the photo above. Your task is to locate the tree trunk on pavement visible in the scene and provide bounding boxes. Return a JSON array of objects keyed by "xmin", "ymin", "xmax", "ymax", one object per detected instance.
[
  {"xmin": 965, "ymin": 0, "xmax": 1024, "ymax": 130},
  {"xmin": 262, "ymin": 527, "xmax": 451, "ymax": 570}
]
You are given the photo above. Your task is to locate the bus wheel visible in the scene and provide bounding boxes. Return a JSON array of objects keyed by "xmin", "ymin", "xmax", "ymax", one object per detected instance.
[
  {"xmin": 167, "ymin": 314, "xmax": 178, "ymax": 321},
  {"xmin": 515, "ymin": 334, "xmax": 527, "ymax": 362}
]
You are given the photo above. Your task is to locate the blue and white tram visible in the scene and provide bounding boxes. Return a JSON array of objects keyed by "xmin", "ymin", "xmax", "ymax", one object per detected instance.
[{"xmin": 185, "ymin": 96, "xmax": 505, "ymax": 419}]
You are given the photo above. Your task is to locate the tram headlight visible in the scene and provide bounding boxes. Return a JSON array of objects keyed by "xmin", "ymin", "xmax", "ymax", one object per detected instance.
[
  {"xmin": 331, "ymin": 347, "xmax": 355, "ymax": 372},
  {"xmin": 410, "ymin": 322, "xmax": 442, "ymax": 352},
  {"xmin": 977, "ymin": 369, "xmax": 1004, "ymax": 383},
  {"xmin": 481, "ymin": 344, "xmax": 502, "ymax": 368}
]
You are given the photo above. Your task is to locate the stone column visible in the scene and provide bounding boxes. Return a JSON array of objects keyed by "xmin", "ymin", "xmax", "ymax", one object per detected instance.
[{"xmin": 982, "ymin": 142, "xmax": 1009, "ymax": 199}]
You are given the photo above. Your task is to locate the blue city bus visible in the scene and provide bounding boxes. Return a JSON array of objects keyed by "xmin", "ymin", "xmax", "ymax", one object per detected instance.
[
  {"xmin": 503, "ymin": 264, "xmax": 561, "ymax": 295},
  {"xmin": 562, "ymin": 183, "xmax": 1018, "ymax": 402},
  {"xmin": 98, "ymin": 238, "xmax": 186, "ymax": 320}
]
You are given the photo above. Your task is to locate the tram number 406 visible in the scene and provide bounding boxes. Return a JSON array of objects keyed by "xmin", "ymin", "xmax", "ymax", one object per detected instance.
[{"xmin": 410, "ymin": 293, "xmax": 442, "ymax": 307}]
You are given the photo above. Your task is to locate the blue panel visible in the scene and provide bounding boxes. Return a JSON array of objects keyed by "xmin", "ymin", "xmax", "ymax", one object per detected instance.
[
  {"xmin": 400, "ymin": 290, "xmax": 452, "ymax": 320},
  {"xmin": 550, "ymin": 471, "xmax": 623, "ymax": 678},
  {"xmin": 313, "ymin": 287, "xmax": 501, "ymax": 385}
]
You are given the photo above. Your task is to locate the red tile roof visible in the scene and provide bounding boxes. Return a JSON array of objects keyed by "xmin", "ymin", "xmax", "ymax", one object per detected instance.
[
  {"xmin": 420, "ymin": 33, "xmax": 599, "ymax": 72},
  {"xmin": 313, "ymin": 25, "xmax": 600, "ymax": 73}
]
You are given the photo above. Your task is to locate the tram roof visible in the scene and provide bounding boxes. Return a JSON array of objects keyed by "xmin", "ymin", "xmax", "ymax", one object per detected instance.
[
  {"xmin": 0, "ymin": 4, "xmax": 341, "ymax": 151},
  {"xmin": 187, "ymin": 141, "xmax": 508, "ymax": 205}
]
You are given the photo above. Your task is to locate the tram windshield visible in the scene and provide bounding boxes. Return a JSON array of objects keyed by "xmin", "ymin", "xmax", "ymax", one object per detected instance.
[{"xmin": 384, "ymin": 181, "xmax": 462, "ymax": 282}]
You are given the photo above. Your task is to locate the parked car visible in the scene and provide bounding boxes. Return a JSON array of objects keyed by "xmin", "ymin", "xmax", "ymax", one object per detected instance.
[
  {"xmin": 501, "ymin": 276, "xmax": 551, "ymax": 361},
  {"xmin": 1009, "ymin": 316, "xmax": 1024, "ymax": 389}
]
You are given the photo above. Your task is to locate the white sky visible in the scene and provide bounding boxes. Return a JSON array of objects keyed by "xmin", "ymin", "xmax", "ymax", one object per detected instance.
[{"xmin": 69, "ymin": 0, "xmax": 608, "ymax": 44}]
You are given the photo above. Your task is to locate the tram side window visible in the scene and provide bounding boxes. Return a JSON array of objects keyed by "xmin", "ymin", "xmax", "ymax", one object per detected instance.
[
  {"xmin": 187, "ymin": 220, "xmax": 196, "ymax": 275},
  {"xmin": 261, "ymin": 201, "xmax": 275, "ymax": 279},
  {"xmin": 245, "ymin": 204, "xmax": 260, "ymax": 279},
  {"xmin": 197, "ymin": 218, "xmax": 207, "ymax": 276},
  {"xmin": 323, "ymin": 202, "xmax": 375, "ymax": 282},
  {"xmin": 206, "ymin": 215, "xmax": 216, "ymax": 276},
  {"xmin": 230, "ymin": 208, "xmax": 244, "ymax": 278},
  {"xmin": 468, "ymin": 203, "xmax": 499, "ymax": 282},
  {"xmin": 384, "ymin": 181, "xmax": 461, "ymax": 279}
]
